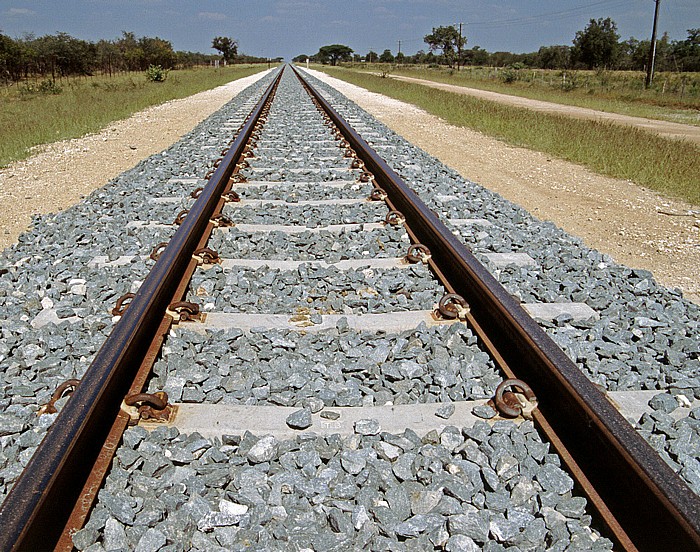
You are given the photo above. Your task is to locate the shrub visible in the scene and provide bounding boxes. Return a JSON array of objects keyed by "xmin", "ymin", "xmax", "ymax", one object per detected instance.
[
  {"xmin": 501, "ymin": 67, "xmax": 519, "ymax": 84},
  {"xmin": 38, "ymin": 79, "xmax": 63, "ymax": 94},
  {"xmin": 19, "ymin": 79, "xmax": 62, "ymax": 98},
  {"xmin": 560, "ymin": 70, "xmax": 579, "ymax": 91},
  {"xmin": 145, "ymin": 65, "xmax": 168, "ymax": 82}
]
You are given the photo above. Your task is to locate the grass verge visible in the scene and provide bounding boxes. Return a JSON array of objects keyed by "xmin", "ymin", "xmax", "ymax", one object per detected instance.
[
  {"xmin": 321, "ymin": 67, "xmax": 700, "ymax": 206},
  {"xmin": 0, "ymin": 65, "xmax": 266, "ymax": 167}
]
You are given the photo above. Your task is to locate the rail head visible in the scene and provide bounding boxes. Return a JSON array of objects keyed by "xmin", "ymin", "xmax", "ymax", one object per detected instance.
[{"xmin": 292, "ymin": 65, "xmax": 700, "ymax": 551}]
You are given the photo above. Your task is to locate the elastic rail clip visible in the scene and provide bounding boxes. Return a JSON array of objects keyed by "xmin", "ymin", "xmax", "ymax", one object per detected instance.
[
  {"xmin": 38, "ymin": 379, "xmax": 81, "ymax": 416},
  {"xmin": 193, "ymin": 247, "xmax": 221, "ymax": 265},
  {"xmin": 168, "ymin": 301, "xmax": 202, "ymax": 322},
  {"xmin": 173, "ymin": 210, "xmax": 189, "ymax": 226},
  {"xmin": 222, "ymin": 191, "xmax": 241, "ymax": 203},
  {"xmin": 369, "ymin": 188, "xmax": 388, "ymax": 202},
  {"xmin": 150, "ymin": 242, "xmax": 168, "ymax": 261},
  {"xmin": 436, "ymin": 293, "xmax": 470, "ymax": 320},
  {"xmin": 385, "ymin": 210, "xmax": 406, "ymax": 226},
  {"xmin": 490, "ymin": 379, "xmax": 538, "ymax": 419},
  {"xmin": 406, "ymin": 244, "xmax": 432, "ymax": 264},
  {"xmin": 122, "ymin": 391, "xmax": 174, "ymax": 425},
  {"xmin": 210, "ymin": 214, "xmax": 234, "ymax": 228},
  {"xmin": 112, "ymin": 293, "xmax": 136, "ymax": 316}
]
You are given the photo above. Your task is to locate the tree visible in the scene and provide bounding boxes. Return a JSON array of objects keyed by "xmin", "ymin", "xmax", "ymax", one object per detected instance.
[
  {"xmin": 316, "ymin": 44, "xmax": 352, "ymax": 66},
  {"xmin": 212, "ymin": 36, "xmax": 238, "ymax": 63},
  {"xmin": 379, "ymin": 49, "xmax": 394, "ymax": 63},
  {"xmin": 366, "ymin": 50, "xmax": 378, "ymax": 62},
  {"xmin": 292, "ymin": 54, "xmax": 309, "ymax": 63},
  {"xmin": 0, "ymin": 33, "xmax": 23, "ymax": 82},
  {"xmin": 139, "ymin": 36, "xmax": 176, "ymax": 69},
  {"xmin": 96, "ymin": 39, "xmax": 122, "ymax": 75},
  {"xmin": 571, "ymin": 18, "xmax": 620, "ymax": 69},
  {"xmin": 536, "ymin": 45, "xmax": 571, "ymax": 69},
  {"xmin": 117, "ymin": 31, "xmax": 142, "ymax": 71},
  {"xmin": 464, "ymin": 46, "xmax": 489, "ymax": 66},
  {"xmin": 672, "ymin": 28, "xmax": 700, "ymax": 72},
  {"xmin": 423, "ymin": 25, "xmax": 466, "ymax": 68}
]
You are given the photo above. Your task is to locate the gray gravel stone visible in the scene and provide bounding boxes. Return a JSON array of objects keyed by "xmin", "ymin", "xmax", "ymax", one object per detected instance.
[
  {"xmin": 246, "ymin": 434, "xmax": 278, "ymax": 463},
  {"xmin": 103, "ymin": 516, "xmax": 128, "ymax": 550},
  {"xmin": 286, "ymin": 408, "xmax": 313, "ymax": 430},
  {"xmin": 445, "ymin": 534, "xmax": 481, "ymax": 552},
  {"xmin": 410, "ymin": 490, "xmax": 443, "ymax": 515},
  {"xmin": 99, "ymin": 491, "xmax": 137, "ymax": 525},
  {"xmin": 0, "ymin": 415, "xmax": 26, "ymax": 436},
  {"xmin": 354, "ymin": 418, "xmax": 381, "ymax": 436},
  {"xmin": 472, "ymin": 404, "xmax": 497, "ymax": 419},
  {"xmin": 649, "ymin": 393, "xmax": 679, "ymax": 414},
  {"xmin": 448, "ymin": 512, "xmax": 490, "ymax": 543},
  {"xmin": 436, "ymin": 402, "xmax": 456, "ymax": 419},
  {"xmin": 393, "ymin": 452, "xmax": 417, "ymax": 481},
  {"xmin": 340, "ymin": 449, "xmax": 367, "ymax": 475},
  {"xmin": 536, "ymin": 463, "xmax": 574, "ymax": 494},
  {"xmin": 134, "ymin": 528, "xmax": 166, "ymax": 552},
  {"xmin": 72, "ymin": 527, "xmax": 99, "ymax": 551}
]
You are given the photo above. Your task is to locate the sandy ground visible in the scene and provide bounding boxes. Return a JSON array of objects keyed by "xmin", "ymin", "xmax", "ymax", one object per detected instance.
[
  {"xmin": 0, "ymin": 69, "xmax": 272, "ymax": 251},
  {"xmin": 0, "ymin": 66, "xmax": 698, "ymax": 304},
  {"xmin": 306, "ymin": 70, "xmax": 700, "ymax": 304},
  {"xmin": 386, "ymin": 74, "xmax": 700, "ymax": 144}
]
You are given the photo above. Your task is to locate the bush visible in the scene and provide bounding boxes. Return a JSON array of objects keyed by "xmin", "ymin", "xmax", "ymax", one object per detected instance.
[
  {"xmin": 39, "ymin": 79, "xmax": 63, "ymax": 94},
  {"xmin": 501, "ymin": 67, "xmax": 519, "ymax": 84},
  {"xmin": 145, "ymin": 65, "xmax": 168, "ymax": 82},
  {"xmin": 19, "ymin": 79, "xmax": 62, "ymax": 98},
  {"xmin": 559, "ymin": 70, "xmax": 579, "ymax": 91}
]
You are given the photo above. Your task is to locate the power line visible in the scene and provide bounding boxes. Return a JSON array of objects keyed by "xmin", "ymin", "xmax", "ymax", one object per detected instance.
[
  {"xmin": 360, "ymin": 0, "xmax": 636, "ymax": 56},
  {"xmin": 467, "ymin": 0, "xmax": 630, "ymax": 29}
]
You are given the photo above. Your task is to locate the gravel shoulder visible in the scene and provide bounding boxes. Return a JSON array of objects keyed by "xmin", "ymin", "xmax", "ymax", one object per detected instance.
[
  {"xmin": 0, "ymin": 69, "xmax": 272, "ymax": 251},
  {"xmin": 387, "ymin": 74, "xmax": 700, "ymax": 144},
  {"xmin": 308, "ymin": 70, "xmax": 700, "ymax": 305},
  {"xmin": 1, "ymin": 66, "xmax": 698, "ymax": 304}
]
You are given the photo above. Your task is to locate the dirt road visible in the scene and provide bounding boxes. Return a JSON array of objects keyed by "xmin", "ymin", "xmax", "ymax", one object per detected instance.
[{"xmin": 387, "ymin": 74, "xmax": 700, "ymax": 145}]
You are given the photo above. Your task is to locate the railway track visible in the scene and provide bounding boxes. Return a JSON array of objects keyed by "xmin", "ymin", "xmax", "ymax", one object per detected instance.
[{"xmin": 0, "ymin": 65, "xmax": 698, "ymax": 551}]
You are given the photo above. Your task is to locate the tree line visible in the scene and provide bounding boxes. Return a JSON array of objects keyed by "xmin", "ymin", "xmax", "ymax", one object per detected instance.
[
  {"xmin": 297, "ymin": 19, "xmax": 700, "ymax": 73},
  {"xmin": 0, "ymin": 31, "xmax": 270, "ymax": 83}
]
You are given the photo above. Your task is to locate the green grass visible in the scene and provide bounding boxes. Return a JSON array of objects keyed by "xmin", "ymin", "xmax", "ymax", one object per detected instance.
[
  {"xmin": 341, "ymin": 63, "xmax": 700, "ymax": 127},
  {"xmin": 0, "ymin": 65, "xmax": 266, "ymax": 167},
  {"xmin": 320, "ymin": 67, "xmax": 700, "ymax": 206}
]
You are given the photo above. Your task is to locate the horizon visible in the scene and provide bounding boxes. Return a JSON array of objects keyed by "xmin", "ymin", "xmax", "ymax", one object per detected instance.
[{"xmin": 1, "ymin": 1, "xmax": 698, "ymax": 60}]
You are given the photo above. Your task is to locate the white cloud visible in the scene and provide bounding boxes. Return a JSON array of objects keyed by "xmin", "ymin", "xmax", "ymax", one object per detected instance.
[
  {"xmin": 197, "ymin": 12, "xmax": 227, "ymax": 21},
  {"xmin": 275, "ymin": 1, "xmax": 323, "ymax": 14},
  {"xmin": 5, "ymin": 7, "xmax": 36, "ymax": 17}
]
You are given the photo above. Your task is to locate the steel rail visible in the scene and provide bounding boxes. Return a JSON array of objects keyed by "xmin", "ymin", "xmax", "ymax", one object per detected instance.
[
  {"xmin": 0, "ymin": 67, "xmax": 283, "ymax": 552},
  {"xmin": 292, "ymin": 65, "xmax": 700, "ymax": 551}
]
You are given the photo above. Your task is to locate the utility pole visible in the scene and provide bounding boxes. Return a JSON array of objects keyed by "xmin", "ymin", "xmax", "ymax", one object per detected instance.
[
  {"xmin": 457, "ymin": 22, "xmax": 464, "ymax": 70},
  {"xmin": 397, "ymin": 40, "xmax": 401, "ymax": 55},
  {"xmin": 645, "ymin": 0, "xmax": 661, "ymax": 88}
]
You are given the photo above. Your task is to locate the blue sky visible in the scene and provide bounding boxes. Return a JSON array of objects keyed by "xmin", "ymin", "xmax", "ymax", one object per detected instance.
[{"xmin": 1, "ymin": 0, "xmax": 698, "ymax": 60}]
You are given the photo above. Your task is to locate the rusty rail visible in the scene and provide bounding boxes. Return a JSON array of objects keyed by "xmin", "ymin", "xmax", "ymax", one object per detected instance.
[
  {"xmin": 0, "ymin": 67, "xmax": 283, "ymax": 552},
  {"xmin": 293, "ymin": 65, "xmax": 700, "ymax": 551}
]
